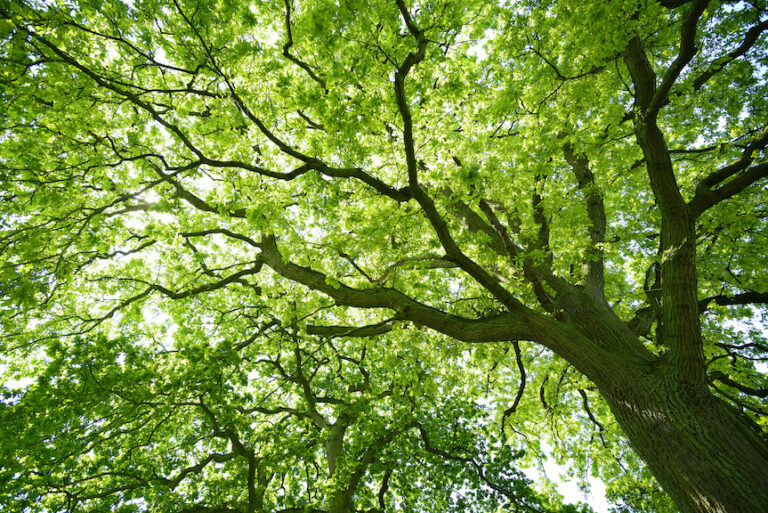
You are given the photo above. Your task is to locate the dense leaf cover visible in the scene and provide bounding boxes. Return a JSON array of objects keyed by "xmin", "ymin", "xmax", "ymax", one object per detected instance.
[{"xmin": 0, "ymin": 0, "xmax": 766, "ymax": 512}]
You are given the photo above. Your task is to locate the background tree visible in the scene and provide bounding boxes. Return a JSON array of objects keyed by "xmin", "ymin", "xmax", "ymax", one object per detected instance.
[{"xmin": 1, "ymin": 1, "xmax": 767, "ymax": 512}]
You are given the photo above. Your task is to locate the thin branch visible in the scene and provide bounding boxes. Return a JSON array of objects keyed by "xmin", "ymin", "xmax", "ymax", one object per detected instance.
[
  {"xmin": 690, "ymin": 19, "xmax": 768, "ymax": 93},
  {"xmin": 28, "ymin": 18, "xmax": 411, "ymax": 209},
  {"xmin": 528, "ymin": 38, "xmax": 607, "ymax": 81},
  {"xmin": 282, "ymin": 0, "xmax": 327, "ymax": 89},
  {"xmin": 416, "ymin": 422, "xmax": 543, "ymax": 512},
  {"xmin": 501, "ymin": 341, "xmax": 527, "ymax": 436}
]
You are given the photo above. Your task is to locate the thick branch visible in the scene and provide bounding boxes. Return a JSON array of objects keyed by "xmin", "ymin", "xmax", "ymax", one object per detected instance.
[
  {"xmin": 650, "ymin": 0, "xmax": 709, "ymax": 114},
  {"xmin": 627, "ymin": 260, "xmax": 663, "ymax": 338},
  {"xmin": 562, "ymin": 143, "xmax": 606, "ymax": 300},
  {"xmin": 529, "ymin": 177, "xmax": 553, "ymax": 261},
  {"xmin": 696, "ymin": 126, "xmax": 768, "ymax": 191},
  {"xmin": 691, "ymin": 162, "xmax": 768, "ymax": 216},
  {"xmin": 659, "ymin": 0, "xmax": 693, "ymax": 8},
  {"xmin": 624, "ymin": 36, "xmax": 705, "ymax": 384},
  {"xmin": 690, "ymin": 127, "xmax": 768, "ymax": 215},
  {"xmin": 257, "ymin": 236, "xmax": 536, "ymax": 343},
  {"xmin": 392, "ymin": 1, "xmax": 527, "ymax": 315},
  {"xmin": 709, "ymin": 370, "xmax": 768, "ymax": 398},
  {"xmin": 258, "ymin": 236, "xmax": 644, "ymax": 384},
  {"xmin": 242, "ymin": 404, "xmax": 320, "ymax": 425},
  {"xmin": 699, "ymin": 291, "xmax": 768, "ymax": 312}
]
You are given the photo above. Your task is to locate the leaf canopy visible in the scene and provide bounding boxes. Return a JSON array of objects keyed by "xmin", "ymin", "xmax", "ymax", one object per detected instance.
[{"xmin": 1, "ymin": 0, "xmax": 767, "ymax": 512}]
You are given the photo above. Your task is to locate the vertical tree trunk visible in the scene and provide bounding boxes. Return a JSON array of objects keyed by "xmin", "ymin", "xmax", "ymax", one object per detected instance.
[{"xmin": 602, "ymin": 367, "xmax": 768, "ymax": 513}]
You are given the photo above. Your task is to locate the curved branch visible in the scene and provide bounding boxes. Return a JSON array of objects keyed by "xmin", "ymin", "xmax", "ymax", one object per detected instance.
[
  {"xmin": 257, "ymin": 236, "xmax": 537, "ymax": 343},
  {"xmin": 282, "ymin": 0, "xmax": 327, "ymax": 89},
  {"xmin": 501, "ymin": 341, "xmax": 527, "ymax": 436},
  {"xmin": 709, "ymin": 371, "xmax": 768, "ymax": 398},
  {"xmin": 577, "ymin": 388, "xmax": 605, "ymax": 432},
  {"xmin": 690, "ymin": 19, "xmax": 768, "ymax": 93}
]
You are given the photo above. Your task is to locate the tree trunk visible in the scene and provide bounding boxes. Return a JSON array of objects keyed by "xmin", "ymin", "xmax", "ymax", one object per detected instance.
[
  {"xmin": 544, "ymin": 297, "xmax": 768, "ymax": 513},
  {"xmin": 601, "ymin": 364, "xmax": 768, "ymax": 513}
]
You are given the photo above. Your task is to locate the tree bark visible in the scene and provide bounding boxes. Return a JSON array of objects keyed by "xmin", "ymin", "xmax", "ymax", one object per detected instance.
[
  {"xmin": 602, "ymin": 365, "xmax": 768, "ymax": 513},
  {"xmin": 547, "ymin": 300, "xmax": 768, "ymax": 513},
  {"xmin": 515, "ymin": 284, "xmax": 768, "ymax": 513}
]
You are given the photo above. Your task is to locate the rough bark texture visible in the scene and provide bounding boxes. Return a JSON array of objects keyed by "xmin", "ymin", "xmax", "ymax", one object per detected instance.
[
  {"xmin": 552, "ymin": 299, "xmax": 768, "ymax": 513},
  {"xmin": 604, "ymin": 368, "xmax": 768, "ymax": 513}
]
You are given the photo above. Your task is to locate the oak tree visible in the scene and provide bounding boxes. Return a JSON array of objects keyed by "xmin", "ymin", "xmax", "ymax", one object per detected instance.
[{"xmin": 1, "ymin": 0, "xmax": 767, "ymax": 512}]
